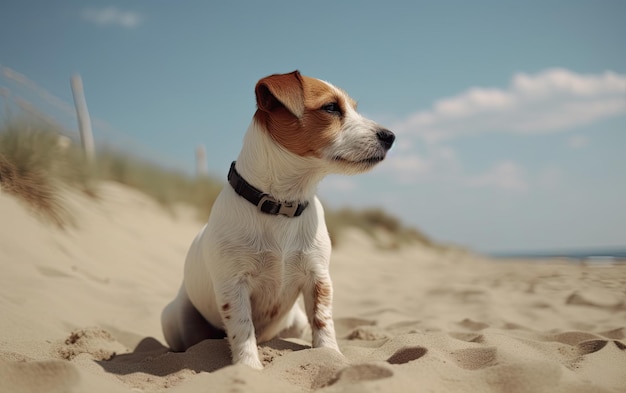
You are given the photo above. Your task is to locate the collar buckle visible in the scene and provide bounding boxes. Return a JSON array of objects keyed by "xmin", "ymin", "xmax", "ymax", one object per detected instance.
[
  {"xmin": 277, "ymin": 201, "xmax": 299, "ymax": 217},
  {"xmin": 257, "ymin": 194, "xmax": 277, "ymax": 213},
  {"xmin": 257, "ymin": 195, "xmax": 299, "ymax": 217}
]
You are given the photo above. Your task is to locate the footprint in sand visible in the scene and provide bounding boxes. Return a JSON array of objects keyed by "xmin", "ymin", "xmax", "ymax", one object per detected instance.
[
  {"xmin": 565, "ymin": 290, "xmax": 625, "ymax": 310},
  {"xmin": 449, "ymin": 347, "xmax": 497, "ymax": 370},
  {"xmin": 578, "ymin": 340, "xmax": 626, "ymax": 355},
  {"xmin": 329, "ymin": 363, "xmax": 394, "ymax": 386},
  {"xmin": 577, "ymin": 339, "xmax": 608, "ymax": 354},
  {"xmin": 345, "ymin": 326, "xmax": 391, "ymax": 341},
  {"xmin": 448, "ymin": 332, "xmax": 485, "ymax": 343},
  {"xmin": 599, "ymin": 327, "xmax": 625, "ymax": 340},
  {"xmin": 386, "ymin": 346, "xmax": 428, "ymax": 365},
  {"xmin": 457, "ymin": 318, "xmax": 490, "ymax": 331},
  {"xmin": 334, "ymin": 317, "xmax": 379, "ymax": 338},
  {"xmin": 551, "ymin": 331, "xmax": 601, "ymax": 346}
]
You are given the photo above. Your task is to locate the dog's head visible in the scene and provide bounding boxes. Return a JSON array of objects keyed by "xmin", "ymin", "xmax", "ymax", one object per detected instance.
[{"xmin": 253, "ymin": 71, "xmax": 395, "ymax": 174}]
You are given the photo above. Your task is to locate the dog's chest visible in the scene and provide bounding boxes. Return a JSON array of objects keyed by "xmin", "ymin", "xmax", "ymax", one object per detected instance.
[
  {"xmin": 244, "ymin": 248, "xmax": 307, "ymax": 329},
  {"xmin": 247, "ymin": 247, "xmax": 306, "ymax": 297}
]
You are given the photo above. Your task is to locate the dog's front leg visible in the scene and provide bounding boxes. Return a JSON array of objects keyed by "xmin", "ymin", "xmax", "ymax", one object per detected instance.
[
  {"xmin": 303, "ymin": 272, "xmax": 340, "ymax": 352},
  {"xmin": 216, "ymin": 280, "xmax": 263, "ymax": 369}
]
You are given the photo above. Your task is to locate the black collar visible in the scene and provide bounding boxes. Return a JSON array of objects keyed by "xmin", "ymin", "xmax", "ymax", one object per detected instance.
[{"xmin": 227, "ymin": 161, "xmax": 309, "ymax": 217}]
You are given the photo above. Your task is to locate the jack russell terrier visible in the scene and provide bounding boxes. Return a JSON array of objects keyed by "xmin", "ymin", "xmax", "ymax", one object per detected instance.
[{"xmin": 161, "ymin": 71, "xmax": 395, "ymax": 369}]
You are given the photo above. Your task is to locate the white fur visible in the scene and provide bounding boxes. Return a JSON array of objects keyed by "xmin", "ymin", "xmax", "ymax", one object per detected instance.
[{"xmin": 161, "ymin": 73, "xmax": 393, "ymax": 369}]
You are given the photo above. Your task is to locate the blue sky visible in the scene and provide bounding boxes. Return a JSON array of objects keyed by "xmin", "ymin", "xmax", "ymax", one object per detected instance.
[{"xmin": 1, "ymin": 1, "xmax": 625, "ymax": 253}]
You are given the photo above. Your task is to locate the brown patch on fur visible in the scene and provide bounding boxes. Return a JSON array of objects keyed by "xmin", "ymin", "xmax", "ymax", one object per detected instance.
[
  {"xmin": 221, "ymin": 304, "xmax": 231, "ymax": 320},
  {"xmin": 255, "ymin": 71, "xmax": 304, "ymax": 117},
  {"xmin": 313, "ymin": 317, "xmax": 327, "ymax": 330},
  {"xmin": 254, "ymin": 71, "xmax": 357, "ymax": 158},
  {"xmin": 312, "ymin": 280, "xmax": 332, "ymax": 330},
  {"xmin": 314, "ymin": 280, "xmax": 332, "ymax": 301},
  {"xmin": 269, "ymin": 303, "xmax": 280, "ymax": 319},
  {"xmin": 313, "ymin": 281, "xmax": 332, "ymax": 304}
]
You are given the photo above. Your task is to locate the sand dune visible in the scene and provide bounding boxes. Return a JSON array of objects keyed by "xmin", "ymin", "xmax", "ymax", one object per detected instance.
[{"xmin": 1, "ymin": 182, "xmax": 625, "ymax": 392}]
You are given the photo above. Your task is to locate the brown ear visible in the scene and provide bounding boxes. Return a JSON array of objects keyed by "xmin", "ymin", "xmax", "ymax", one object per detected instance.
[{"xmin": 255, "ymin": 71, "xmax": 305, "ymax": 118}]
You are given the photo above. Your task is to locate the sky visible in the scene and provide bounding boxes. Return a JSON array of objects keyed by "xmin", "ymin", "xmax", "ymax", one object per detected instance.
[{"xmin": 1, "ymin": 1, "xmax": 625, "ymax": 253}]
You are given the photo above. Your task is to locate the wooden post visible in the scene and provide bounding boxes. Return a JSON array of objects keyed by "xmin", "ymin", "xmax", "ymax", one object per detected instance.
[
  {"xmin": 0, "ymin": 86, "xmax": 10, "ymax": 118},
  {"xmin": 70, "ymin": 74, "xmax": 95, "ymax": 164},
  {"xmin": 196, "ymin": 145, "xmax": 208, "ymax": 177}
]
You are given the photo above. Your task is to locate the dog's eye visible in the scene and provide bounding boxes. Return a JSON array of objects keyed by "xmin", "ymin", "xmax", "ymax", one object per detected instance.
[{"xmin": 321, "ymin": 103, "xmax": 342, "ymax": 115}]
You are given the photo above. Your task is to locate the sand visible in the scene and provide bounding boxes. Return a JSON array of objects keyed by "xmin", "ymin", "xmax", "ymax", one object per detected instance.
[{"xmin": 1, "ymin": 181, "xmax": 625, "ymax": 392}]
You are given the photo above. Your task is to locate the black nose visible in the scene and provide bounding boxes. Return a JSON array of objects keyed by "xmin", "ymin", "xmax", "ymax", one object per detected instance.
[{"xmin": 376, "ymin": 128, "xmax": 395, "ymax": 150}]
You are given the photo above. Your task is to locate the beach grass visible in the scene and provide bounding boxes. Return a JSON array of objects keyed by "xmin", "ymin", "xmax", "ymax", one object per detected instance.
[
  {"xmin": 0, "ymin": 116, "xmax": 90, "ymax": 227},
  {"xmin": 325, "ymin": 206, "xmax": 435, "ymax": 247}
]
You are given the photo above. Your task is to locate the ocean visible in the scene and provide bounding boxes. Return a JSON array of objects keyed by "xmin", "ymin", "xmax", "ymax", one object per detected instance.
[{"xmin": 489, "ymin": 247, "xmax": 626, "ymax": 262}]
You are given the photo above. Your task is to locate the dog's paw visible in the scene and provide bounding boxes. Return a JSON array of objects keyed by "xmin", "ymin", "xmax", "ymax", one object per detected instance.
[
  {"xmin": 314, "ymin": 338, "xmax": 341, "ymax": 353},
  {"xmin": 313, "ymin": 332, "xmax": 340, "ymax": 350},
  {"xmin": 236, "ymin": 353, "xmax": 264, "ymax": 370}
]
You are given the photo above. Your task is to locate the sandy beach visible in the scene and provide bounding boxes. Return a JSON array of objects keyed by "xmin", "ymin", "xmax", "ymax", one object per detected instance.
[{"xmin": 1, "ymin": 182, "xmax": 625, "ymax": 392}]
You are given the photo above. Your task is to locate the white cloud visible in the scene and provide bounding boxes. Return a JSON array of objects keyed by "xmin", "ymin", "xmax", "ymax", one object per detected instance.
[
  {"xmin": 394, "ymin": 68, "xmax": 626, "ymax": 142},
  {"xmin": 377, "ymin": 68, "xmax": 626, "ymax": 189},
  {"xmin": 512, "ymin": 68, "xmax": 625, "ymax": 96},
  {"xmin": 465, "ymin": 161, "xmax": 528, "ymax": 192},
  {"xmin": 82, "ymin": 7, "xmax": 142, "ymax": 28}
]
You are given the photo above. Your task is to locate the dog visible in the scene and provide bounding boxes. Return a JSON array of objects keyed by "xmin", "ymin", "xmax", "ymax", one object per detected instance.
[{"xmin": 161, "ymin": 71, "xmax": 395, "ymax": 369}]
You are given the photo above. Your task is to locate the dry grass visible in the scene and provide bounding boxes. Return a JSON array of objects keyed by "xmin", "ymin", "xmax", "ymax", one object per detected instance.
[
  {"xmin": 0, "ymin": 114, "xmax": 224, "ymax": 226},
  {"xmin": 325, "ymin": 207, "xmax": 435, "ymax": 248},
  {"xmin": 0, "ymin": 117, "xmax": 90, "ymax": 227},
  {"xmin": 0, "ymin": 153, "xmax": 71, "ymax": 227}
]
